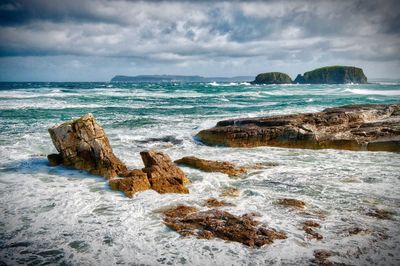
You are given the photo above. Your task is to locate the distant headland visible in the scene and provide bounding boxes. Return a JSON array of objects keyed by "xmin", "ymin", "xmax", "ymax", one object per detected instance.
[
  {"xmin": 111, "ymin": 66, "xmax": 368, "ymax": 85},
  {"xmin": 110, "ymin": 75, "xmax": 253, "ymax": 83}
]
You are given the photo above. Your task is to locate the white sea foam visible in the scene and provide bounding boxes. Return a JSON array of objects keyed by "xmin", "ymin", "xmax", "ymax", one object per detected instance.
[
  {"xmin": 345, "ymin": 88, "xmax": 400, "ymax": 96},
  {"xmin": 1, "ymin": 83, "xmax": 400, "ymax": 265}
]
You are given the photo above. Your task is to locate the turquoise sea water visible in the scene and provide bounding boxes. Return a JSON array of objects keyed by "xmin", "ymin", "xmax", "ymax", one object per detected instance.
[{"xmin": 0, "ymin": 81, "xmax": 400, "ymax": 265}]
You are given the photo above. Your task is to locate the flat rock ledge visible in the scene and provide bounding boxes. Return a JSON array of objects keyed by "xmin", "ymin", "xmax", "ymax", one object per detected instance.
[
  {"xmin": 163, "ymin": 205, "xmax": 287, "ymax": 247},
  {"xmin": 196, "ymin": 104, "xmax": 400, "ymax": 152}
]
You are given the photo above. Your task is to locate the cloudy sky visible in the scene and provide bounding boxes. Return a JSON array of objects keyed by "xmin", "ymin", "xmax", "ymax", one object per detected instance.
[{"xmin": 0, "ymin": 0, "xmax": 399, "ymax": 81}]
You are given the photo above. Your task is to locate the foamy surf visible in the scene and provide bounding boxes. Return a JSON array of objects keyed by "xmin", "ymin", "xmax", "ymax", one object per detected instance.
[{"xmin": 0, "ymin": 82, "xmax": 399, "ymax": 265}]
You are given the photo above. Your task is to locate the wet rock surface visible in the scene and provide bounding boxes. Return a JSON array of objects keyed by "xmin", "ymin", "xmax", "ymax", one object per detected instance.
[
  {"xmin": 204, "ymin": 198, "xmax": 233, "ymax": 207},
  {"xmin": 365, "ymin": 208, "xmax": 394, "ymax": 220},
  {"xmin": 175, "ymin": 156, "xmax": 248, "ymax": 177},
  {"xmin": 109, "ymin": 170, "xmax": 150, "ymax": 198},
  {"xmin": 163, "ymin": 205, "xmax": 287, "ymax": 247},
  {"xmin": 197, "ymin": 104, "xmax": 400, "ymax": 152},
  {"xmin": 48, "ymin": 113, "xmax": 127, "ymax": 178},
  {"xmin": 141, "ymin": 150, "xmax": 190, "ymax": 194},
  {"xmin": 220, "ymin": 187, "xmax": 240, "ymax": 197},
  {"xmin": 47, "ymin": 153, "xmax": 63, "ymax": 166},
  {"xmin": 277, "ymin": 198, "xmax": 306, "ymax": 209}
]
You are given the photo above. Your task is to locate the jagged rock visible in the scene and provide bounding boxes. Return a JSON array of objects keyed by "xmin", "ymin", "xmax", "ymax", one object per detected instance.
[
  {"xmin": 252, "ymin": 72, "xmax": 293, "ymax": 84},
  {"xmin": 163, "ymin": 205, "xmax": 287, "ymax": 247},
  {"xmin": 47, "ymin": 153, "xmax": 63, "ymax": 166},
  {"xmin": 109, "ymin": 170, "xmax": 150, "ymax": 197},
  {"xmin": 277, "ymin": 198, "xmax": 306, "ymax": 209},
  {"xmin": 48, "ymin": 113, "xmax": 127, "ymax": 178},
  {"xmin": 294, "ymin": 66, "xmax": 367, "ymax": 84},
  {"xmin": 140, "ymin": 150, "xmax": 190, "ymax": 194},
  {"xmin": 175, "ymin": 156, "xmax": 247, "ymax": 178},
  {"xmin": 197, "ymin": 104, "xmax": 400, "ymax": 152}
]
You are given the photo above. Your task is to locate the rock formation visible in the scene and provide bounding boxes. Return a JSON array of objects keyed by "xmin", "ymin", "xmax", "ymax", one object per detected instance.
[
  {"xmin": 109, "ymin": 170, "xmax": 151, "ymax": 197},
  {"xmin": 252, "ymin": 72, "xmax": 293, "ymax": 84},
  {"xmin": 196, "ymin": 104, "xmax": 400, "ymax": 152},
  {"xmin": 140, "ymin": 150, "xmax": 190, "ymax": 194},
  {"xmin": 175, "ymin": 156, "xmax": 247, "ymax": 178},
  {"xmin": 294, "ymin": 66, "xmax": 367, "ymax": 84},
  {"xmin": 163, "ymin": 205, "xmax": 287, "ymax": 247},
  {"xmin": 48, "ymin": 113, "xmax": 127, "ymax": 178}
]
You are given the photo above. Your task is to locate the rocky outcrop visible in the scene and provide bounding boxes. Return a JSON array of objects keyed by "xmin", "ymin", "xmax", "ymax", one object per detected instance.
[
  {"xmin": 109, "ymin": 170, "xmax": 151, "ymax": 197},
  {"xmin": 294, "ymin": 66, "xmax": 367, "ymax": 84},
  {"xmin": 163, "ymin": 205, "xmax": 287, "ymax": 247},
  {"xmin": 140, "ymin": 150, "xmax": 190, "ymax": 194},
  {"xmin": 48, "ymin": 113, "xmax": 127, "ymax": 178},
  {"xmin": 252, "ymin": 72, "xmax": 292, "ymax": 84},
  {"xmin": 196, "ymin": 104, "xmax": 400, "ymax": 152},
  {"xmin": 175, "ymin": 156, "xmax": 247, "ymax": 178}
]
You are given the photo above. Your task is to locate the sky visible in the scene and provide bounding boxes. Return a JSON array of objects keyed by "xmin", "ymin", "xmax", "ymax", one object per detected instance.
[{"xmin": 0, "ymin": 0, "xmax": 399, "ymax": 81}]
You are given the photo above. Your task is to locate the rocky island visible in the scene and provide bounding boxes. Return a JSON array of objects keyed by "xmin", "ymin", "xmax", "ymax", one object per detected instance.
[
  {"xmin": 251, "ymin": 72, "xmax": 293, "ymax": 84},
  {"xmin": 197, "ymin": 104, "xmax": 400, "ymax": 152},
  {"xmin": 293, "ymin": 66, "xmax": 368, "ymax": 84}
]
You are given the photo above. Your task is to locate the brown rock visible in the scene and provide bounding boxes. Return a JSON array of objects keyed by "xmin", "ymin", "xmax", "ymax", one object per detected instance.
[
  {"xmin": 303, "ymin": 226, "xmax": 323, "ymax": 240},
  {"xmin": 277, "ymin": 198, "xmax": 306, "ymax": 209},
  {"xmin": 220, "ymin": 187, "xmax": 240, "ymax": 197},
  {"xmin": 48, "ymin": 113, "xmax": 127, "ymax": 178},
  {"xmin": 304, "ymin": 220, "xmax": 320, "ymax": 227},
  {"xmin": 366, "ymin": 208, "xmax": 394, "ymax": 220},
  {"xmin": 347, "ymin": 227, "xmax": 370, "ymax": 236},
  {"xmin": 109, "ymin": 170, "xmax": 150, "ymax": 197},
  {"xmin": 197, "ymin": 104, "xmax": 400, "ymax": 152},
  {"xmin": 204, "ymin": 198, "xmax": 233, "ymax": 207},
  {"xmin": 163, "ymin": 206, "xmax": 287, "ymax": 247},
  {"xmin": 175, "ymin": 156, "xmax": 247, "ymax": 178},
  {"xmin": 140, "ymin": 150, "xmax": 190, "ymax": 194},
  {"xmin": 47, "ymin": 153, "xmax": 63, "ymax": 166}
]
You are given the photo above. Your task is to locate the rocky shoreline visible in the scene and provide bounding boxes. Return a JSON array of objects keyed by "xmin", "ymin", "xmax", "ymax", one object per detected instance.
[
  {"xmin": 197, "ymin": 104, "xmax": 400, "ymax": 152},
  {"xmin": 46, "ymin": 104, "xmax": 398, "ymax": 249}
]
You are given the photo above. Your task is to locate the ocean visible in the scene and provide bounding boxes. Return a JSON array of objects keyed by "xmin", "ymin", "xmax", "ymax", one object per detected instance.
[{"xmin": 0, "ymin": 81, "xmax": 399, "ymax": 265}]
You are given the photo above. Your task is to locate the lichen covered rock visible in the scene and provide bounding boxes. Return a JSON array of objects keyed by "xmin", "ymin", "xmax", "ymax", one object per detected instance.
[{"xmin": 48, "ymin": 113, "xmax": 127, "ymax": 178}]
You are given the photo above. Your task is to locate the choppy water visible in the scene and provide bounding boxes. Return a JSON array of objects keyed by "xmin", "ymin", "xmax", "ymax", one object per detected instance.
[{"xmin": 0, "ymin": 81, "xmax": 399, "ymax": 265}]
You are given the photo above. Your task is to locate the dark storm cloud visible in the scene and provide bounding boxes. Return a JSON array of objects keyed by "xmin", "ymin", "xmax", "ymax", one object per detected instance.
[{"xmin": 0, "ymin": 0, "xmax": 399, "ymax": 80}]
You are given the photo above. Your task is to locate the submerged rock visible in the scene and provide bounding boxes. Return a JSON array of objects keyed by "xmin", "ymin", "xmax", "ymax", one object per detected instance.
[
  {"xmin": 294, "ymin": 66, "xmax": 367, "ymax": 84},
  {"xmin": 175, "ymin": 156, "xmax": 247, "ymax": 178},
  {"xmin": 204, "ymin": 198, "xmax": 233, "ymax": 207},
  {"xmin": 252, "ymin": 72, "xmax": 293, "ymax": 84},
  {"xmin": 48, "ymin": 113, "xmax": 127, "ymax": 178},
  {"xmin": 197, "ymin": 104, "xmax": 400, "ymax": 152},
  {"xmin": 277, "ymin": 198, "xmax": 306, "ymax": 209},
  {"xmin": 220, "ymin": 187, "xmax": 240, "ymax": 197},
  {"xmin": 163, "ymin": 205, "xmax": 287, "ymax": 247},
  {"xmin": 365, "ymin": 208, "xmax": 394, "ymax": 220},
  {"xmin": 109, "ymin": 170, "xmax": 150, "ymax": 197},
  {"xmin": 141, "ymin": 150, "xmax": 190, "ymax": 194}
]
